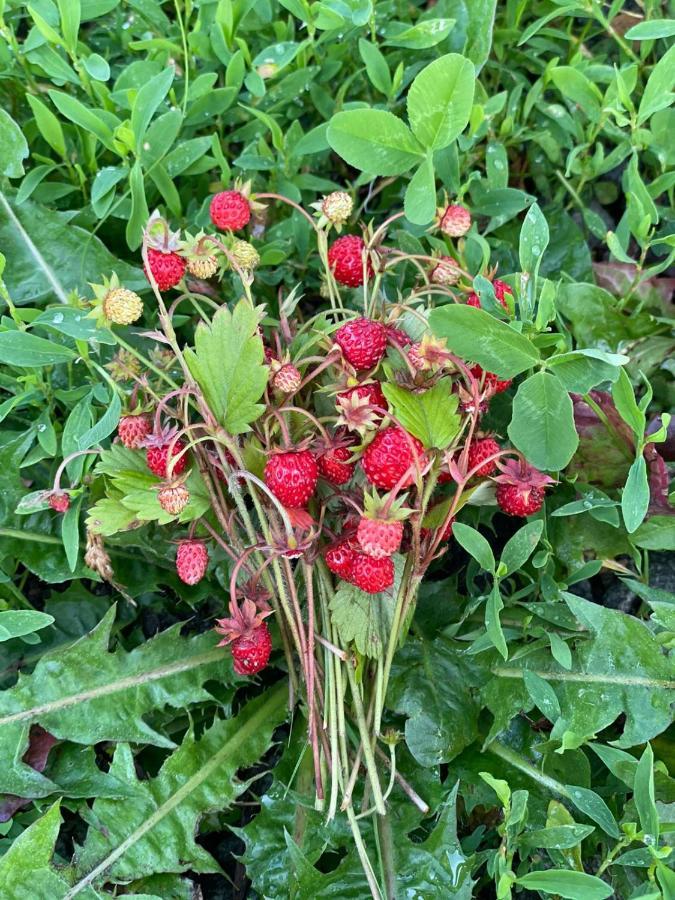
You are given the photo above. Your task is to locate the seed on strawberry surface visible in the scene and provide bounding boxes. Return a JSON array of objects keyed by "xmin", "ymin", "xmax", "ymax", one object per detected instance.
[
  {"xmin": 272, "ymin": 363, "xmax": 302, "ymax": 394},
  {"xmin": 231, "ymin": 623, "xmax": 272, "ymax": 674},
  {"xmin": 362, "ymin": 427, "xmax": 425, "ymax": 491},
  {"xmin": 118, "ymin": 414, "xmax": 152, "ymax": 449},
  {"xmin": 356, "ymin": 517, "xmax": 403, "ymax": 558},
  {"xmin": 327, "ymin": 235, "xmax": 373, "ymax": 287},
  {"xmin": 176, "ymin": 540, "xmax": 209, "ymax": 585},
  {"xmin": 210, "ymin": 190, "xmax": 251, "ymax": 231},
  {"xmin": 334, "ymin": 318, "xmax": 387, "ymax": 371},
  {"xmin": 317, "ymin": 446, "xmax": 354, "ymax": 485},
  {"xmin": 349, "ymin": 552, "xmax": 395, "ymax": 594},
  {"xmin": 264, "ymin": 450, "xmax": 318, "ymax": 507},
  {"xmin": 145, "ymin": 248, "xmax": 186, "ymax": 291}
]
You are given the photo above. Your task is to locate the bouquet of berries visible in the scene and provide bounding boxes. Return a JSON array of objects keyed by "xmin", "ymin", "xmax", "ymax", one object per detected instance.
[{"xmin": 48, "ymin": 186, "xmax": 557, "ymax": 891}]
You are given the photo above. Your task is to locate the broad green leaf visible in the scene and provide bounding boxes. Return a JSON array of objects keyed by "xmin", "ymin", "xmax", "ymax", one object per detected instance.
[
  {"xmin": 508, "ymin": 371, "xmax": 578, "ymax": 470},
  {"xmin": 26, "ymin": 94, "xmax": 67, "ymax": 158},
  {"xmin": 61, "ymin": 494, "xmax": 81, "ymax": 572},
  {"xmin": 389, "ymin": 636, "xmax": 481, "ymax": 766},
  {"xmin": 358, "ymin": 39, "xmax": 391, "ymax": 95},
  {"xmin": 0, "ymin": 802, "xmax": 98, "ymax": 899},
  {"xmin": 404, "ymin": 154, "xmax": 436, "ymax": 225},
  {"xmin": 485, "ymin": 582, "xmax": 507, "ymax": 659},
  {"xmin": 82, "ymin": 51, "xmax": 110, "ymax": 81},
  {"xmin": 0, "ymin": 610, "xmax": 54, "ymax": 642},
  {"xmin": 0, "ymin": 109, "xmax": 29, "ymax": 178},
  {"xmin": 621, "ymin": 456, "xmax": 650, "ymax": 533},
  {"xmin": 547, "ymin": 349, "xmax": 625, "ymax": 393},
  {"xmin": 631, "ymin": 515, "xmax": 675, "ymax": 550},
  {"xmin": 406, "ymin": 53, "xmax": 475, "ymax": 150},
  {"xmin": 61, "ymin": 394, "xmax": 93, "ymax": 481},
  {"xmin": 56, "ymin": 0, "xmax": 81, "ymax": 53},
  {"xmin": 131, "ymin": 66, "xmax": 174, "ymax": 152},
  {"xmin": 0, "ymin": 607, "xmax": 237, "ymax": 796},
  {"xmin": 0, "ymin": 192, "xmax": 144, "ymax": 302},
  {"xmin": 517, "ymin": 824, "xmax": 594, "ymax": 851},
  {"xmin": 516, "ymin": 869, "xmax": 612, "ymax": 899},
  {"xmin": 634, "ymin": 743, "xmax": 659, "ymax": 842},
  {"xmin": 453, "ymin": 522, "xmax": 495, "ymax": 572},
  {"xmin": 0, "ymin": 331, "xmax": 76, "ymax": 366},
  {"xmin": 72, "ymin": 687, "xmax": 287, "ymax": 885},
  {"xmin": 452, "ymin": 0, "xmax": 498, "ymax": 71},
  {"xmin": 550, "ymin": 67, "xmax": 602, "ymax": 121},
  {"xmin": 429, "ymin": 305, "xmax": 540, "ymax": 378},
  {"xmin": 184, "ymin": 301, "xmax": 268, "ymax": 435},
  {"xmin": 639, "ymin": 44, "xmax": 675, "ymax": 123},
  {"xmin": 329, "ymin": 557, "xmax": 402, "ymax": 657},
  {"xmin": 33, "ymin": 307, "xmax": 116, "ymax": 344},
  {"xmin": 383, "ymin": 18, "xmax": 455, "ymax": 49},
  {"xmin": 564, "ymin": 784, "xmax": 621, "ymax": 838},
  {"xmin": 500, "ymin": 520, "xmax": 544, "ymax": 575},
  {"xmin": 625, "ymin": 18, "xmax": 675, "ymax": 38},
  {"xmin": 48, "ymin": 90, "xmax": 118, "ymax": 151},
  {"xmin": 327, "ymin": 110, "xmax": 424, "ymax": 176},
  {"xmin": 381, "ymin": 378, "xmax": 461, "ymax": 449},
  {"xmin": 523, "ymin": 669, "xmax": 560, "ymax": 722}
]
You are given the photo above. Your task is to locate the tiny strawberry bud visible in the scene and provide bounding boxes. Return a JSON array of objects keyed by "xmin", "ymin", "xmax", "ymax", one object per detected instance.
[{"xmin": 49, "ymin": 492, "xmax": 70, "ymax": 513}]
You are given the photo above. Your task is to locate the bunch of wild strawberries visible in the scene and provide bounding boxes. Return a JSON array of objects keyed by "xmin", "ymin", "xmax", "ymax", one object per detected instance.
[{"xmin": 59, "ymin": 186, "xmax": 554, "ymax": 678}]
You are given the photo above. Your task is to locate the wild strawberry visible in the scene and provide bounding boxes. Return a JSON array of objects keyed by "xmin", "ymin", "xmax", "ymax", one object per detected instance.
[
  {"xmin": 438, "ymin": 204, "xmax": 471, "ymax": 237},
  {"xmin": 385, "ymin": 325, "xmax": 413, "ymax": 347},
  {"xmin": 337, "ymin": 381, "xmax": 388, "ymax": 412},
  {"xmin": 470, "ymin": 364, "xmax": 512, "ymax": 395},
  {"xmin": 407, "ymin": 343, "xmax": 425, "ymax": 371},
  {"xmin": 186, "ymin": 252, "xmax": 219, "ymax": 279},
  {"xmin": 230, "ymin": 239, "xmax": 260, "ymax": 272},
  {"xmin": 272, "ymin": 363, "xmax": 302, "ymax": 394},
  {"xmin": 176, "ymin": 540, "xmax": 209, "ymax": 585},
  {"xmin": 349, "ymin": 552, "xmax": 395, "ymax": 594},
  {"xmin": 327, "ymin": 235, "xmax": 373, "ymax": 287},
  {"xmin": 317, "ymin": 446, "xmax": 354, "ymax": 485},
  {"xmin": 334, "ymin": 318, "xmax": 387, "ymax": 370},
  {"xmin": 430, "ymin": 256, "xmax": 461, "ymax": 286},
  {"xmin": 356, "ymin": 490, "xmax": 409, "ymax": 558},
  {"xmin": 438, "ymin": 469, "xmax": 455, "ymax": 485},
  {"xmin": 468, "ymin": 437, "xmax": 501, "ymax": 477},
  {"xmin": 145, "ymin": 248, "xmax": 186, "ymax": 291},
  {"xmin": 215, "ymin": 599, "xmax": 273, "ymax": 675},
  {"xmin": 118, "ymin": 414, "xmax": 152, "ymax": 449},
  {"xmin": 321, "ymin": 191, "xmax": 353, "ymax": 228},
  {"xmin": 210, "ymin": 190, "xmax": 251, "ymax": 231},
  {"xmin": 264, "ymin": 450, "xmax": 318, "ymax": 507},
  {"xmin": 362, "ymin": 427, "xmax": 425, "ymax": 491},
  {"xmin": 467, "ymin": 278, "xmax": 512, "ymax": 311},
  {"xmin": 158, "ymin": 482, "xmax": 190, "ymax": 515},
  {"xmin": 48, "ymin": 492, "xmax": 70, "ymax": 513},
  {"xmin": 324, "ymin": 539, "xmax": 356, "ymax": 579},
  {"xmin": 494, "ymin": 459, "xmax": 555, "ymax": 516},
  {"xmin": 102, "ymin": 288, "xmax": 143, "ymax": 325},
  {"xmin": 146, "ymin": 435, "xmax": 187, "ymax": 479}
]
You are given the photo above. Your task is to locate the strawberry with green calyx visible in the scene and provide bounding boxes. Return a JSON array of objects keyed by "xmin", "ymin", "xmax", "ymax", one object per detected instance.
[
  {"xmin": 182, "ymin": 231, "xmax": 221, "ymax": 280},
  {"xmin": 88, "ymin": 272, "xmax": 143, "ymax": 326},
  {"xmin": 144, "ymin": 211, "xmax": 186, "ymax": 291},
  {"xmin": 269, "ymin": 355, "xmax": 302, "ymax": 394},
  {"xmin": 228, "ymin": 238, "xmax": 260, "ymax": 274},
  {"xmin": 356, "ymin": 490, "xmax": 411, "ymax": 558},
  {"xmin": 215, "ymin": 598, "xmax": 273, "ymax": 675}
]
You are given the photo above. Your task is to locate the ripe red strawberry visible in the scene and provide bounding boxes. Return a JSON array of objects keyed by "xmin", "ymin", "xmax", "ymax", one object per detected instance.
[
  {"xmin": 494, "ymin": 459, "xmax": 555, "ymax": 516},
  {"xmin": 470, "ymin": 364, "xmax": 512, "ymax": 395},
  {"xmin": 176, "ymin": 540, "xmax": 209, "ymax": 585},
  {"xmin": 317, "ymin": 446, "xmax": 354, "ymax": 485},
  {"xmin": 145, "ymin": 248, "xmax": 186, "ymax": 291},
  {"xmin": 264, "ymin": 450, "xmax": 318, "ymax": 507},
  {"xmin": 385, "ymin": 325, "xmax": 413, "ymax": 347},
  {"xmin": 438, "ymin": 468, "xmax": 455, "ymax": 485},
  {"xmin": 357, "ymin": 518, "xmax": 403, "ymax": 558},
  {"xmin": 146, "ymin": 438, "xmax": 187, "ymax": 479},
  {"xmin": 158, "ymin": 482, "xmax": 190, "ymax": 515},
  {"xmin": 334, "ymin": 317, "xmax": 387, "ymax": 370},
  {"xmin": 468, "ymin": 437, "xmax": 501, "ymax": 477},
  {"xmin": 362, "ymin": 427, "xmax": 425, "ymax": 491},
  {"xmin": 467, "ymin": 278, "xmax": 512, "ymax": 311},
  {"xmin": 349, "ymin": 552, "xmax": 395, "ymax": 594},
  {"xmin": 49, "ymin": 492, "xmax": 70, "ymax": 513},
  {"xmin": 439, "ymin": 204, "xmax": 471, "ymax": 237},
  {"xmin": 324, "ymin": 539, "xmax": 356, "ymax": 579},
  {"xmin": 327, "ymin": 235, "xmax": 373, "ymax": 287},
  {"xmin": 215, "ymin": 599, "xmax": 273, "ymax": 675},
  {"xmin": 337, "ymin": 381, "xmax": 388, "ymax": 411},
  {"xmin": 210, "ymin": 190, "xmax": 251, "ymax": 231},
  {"xmin": 118, "ymin": 414, "xmax": 152, "ymax": 449}
]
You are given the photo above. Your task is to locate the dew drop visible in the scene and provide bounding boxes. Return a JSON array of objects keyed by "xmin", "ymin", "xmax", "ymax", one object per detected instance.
[{"xmin": 52, "ymin": 312, "xmax": 64, "ymax": 324}]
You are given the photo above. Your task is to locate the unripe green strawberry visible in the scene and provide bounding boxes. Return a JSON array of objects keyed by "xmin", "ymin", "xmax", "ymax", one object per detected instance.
[
  {"xmin": 322, "ymin": 191, "xmax": 352, "ymax": 227},
  {"xmin": 230, "ymin": 239, "xmax": 260, "ymax": 272}
]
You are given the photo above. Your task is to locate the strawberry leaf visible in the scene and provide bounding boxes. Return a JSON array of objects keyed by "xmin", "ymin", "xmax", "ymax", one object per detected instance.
[
  {"xmin": 184, "ymin": 300, "xmax": 268, "ymax": 435},
  {"xmin": 382, "ymin": 378, "xmax": 461, "ymax": 449}
]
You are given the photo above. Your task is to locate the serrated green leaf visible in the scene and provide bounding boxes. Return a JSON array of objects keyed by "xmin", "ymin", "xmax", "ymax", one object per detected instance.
[
  {"xmin": 429, "ymin": 305, "xmax": 540, "ymax": 378},
  {"xmin": 72, "ymin": 686, "xmax": 287, "ymax": 885},
  {"xmin": 0, "ymin": 607, "xmax": 237, "ymax": 796},
  {"xmin": 329, "ymin": 557, "xmax": 402, "ymax": 657},
  {"xmin": 184, "ymin": 301, "xmax": 268, "ymax": 435},
  {"xmin": 381, "ymin": 378, "xmax": 460, "ymax": 449}
]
